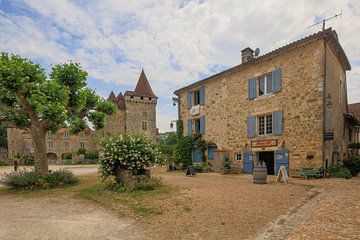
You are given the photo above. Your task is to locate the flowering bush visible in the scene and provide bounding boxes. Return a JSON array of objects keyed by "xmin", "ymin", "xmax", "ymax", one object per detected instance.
[{"xmin": 99, "ymin": 135, "xmax": 165, "ymax": 180}]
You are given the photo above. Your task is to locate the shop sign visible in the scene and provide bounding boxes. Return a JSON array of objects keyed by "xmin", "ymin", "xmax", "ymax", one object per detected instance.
[{"xmin": 251, "ymin": 139, "xmax": 278, "ymax": 148}]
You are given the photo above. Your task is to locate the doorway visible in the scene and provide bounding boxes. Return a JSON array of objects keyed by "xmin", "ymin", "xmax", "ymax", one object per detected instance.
[{"xmin": 258, "ymin": 151, "xmax": 274, "ymax": 175}]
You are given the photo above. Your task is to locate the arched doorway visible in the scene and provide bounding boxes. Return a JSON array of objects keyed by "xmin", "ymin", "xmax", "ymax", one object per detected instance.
[{"xmin": 47, "ymin": 152, "xmax": 57, "ymax": 160}]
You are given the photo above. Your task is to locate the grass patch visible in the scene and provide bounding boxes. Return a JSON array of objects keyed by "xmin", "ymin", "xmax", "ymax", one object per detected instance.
[{"xmin": 76, "ymin": 177, "xmax": 172, "ymax": 217}]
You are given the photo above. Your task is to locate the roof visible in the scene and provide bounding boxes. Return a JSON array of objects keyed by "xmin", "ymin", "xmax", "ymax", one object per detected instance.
[
  {"xmin": 125, "ymin": 69, "xmax": 157, "ymax": 98},
  {"xmin": 174, "ymin": 28, "xmax": 351, "ymax": 95},
  {"xmin": 107, "ymin": 91, "xmax": 126, "ymax": 110},
  {"xmin": 348, "ymin": 102, "xmax": 360, "ymax": 122}
]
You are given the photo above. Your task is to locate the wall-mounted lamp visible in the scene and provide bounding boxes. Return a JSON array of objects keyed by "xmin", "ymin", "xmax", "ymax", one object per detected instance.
[
  {"xmin": 172, "ymin": 97, "xmax": 178, "ymax": 107},
  {"xmin": 170, "ymin": 120, "xmax": 177, "ymax": 129}
]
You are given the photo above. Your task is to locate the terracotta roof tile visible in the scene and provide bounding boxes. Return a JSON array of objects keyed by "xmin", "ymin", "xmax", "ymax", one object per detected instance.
[
  {"xmin": 132, "ymin": 69, "xmax": 157, "ymax": 98},
  {"xmin": 106, "ymin": 91, "xmax": 126, "ymax": 110},
  {"xmin": 348, "ymin": 102, "xmax": 360, "ymax": 121}
]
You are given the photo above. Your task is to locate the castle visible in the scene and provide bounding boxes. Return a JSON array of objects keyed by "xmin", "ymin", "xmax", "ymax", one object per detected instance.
[{"xmin": 7, "ymin": 70, "xmax": 158, "ymax": 163}]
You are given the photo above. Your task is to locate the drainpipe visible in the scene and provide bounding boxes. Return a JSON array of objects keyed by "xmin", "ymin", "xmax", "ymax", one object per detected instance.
[{"xmin": 322, "ymin": 36, "xmax": 328, "ymax": 175}]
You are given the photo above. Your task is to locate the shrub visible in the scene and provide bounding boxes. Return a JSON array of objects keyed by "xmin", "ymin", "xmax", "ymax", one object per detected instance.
[
  {"xmin": 343, "ymin": 156, "xmax": 360, "ymax": 176},
  {"xmin": 0, "ymin": 169, "xmax": 79, "ymax": 189},
  {"xmin": 194, "ymin": 163, "xmax": 212, "ymax": 173},
  {"xmin": 22, "ymin": 154, "xmax": 35, "ymax": 166},
  {"xmin": 99, "ymin": 135, "xmax": 164, "ymax": 180},
  {"xmin": 62, "ymin": 152, "xmax": 72, "ymax": 160},
  {"xmin": 328, "ymin": 165, "xmax": 352, "ymax": 179},
  {"xmin": 85, "ymin": 151, "xmax": 99, "ymax": 160},
  {"xmin": 0, "ymin": 161, "xmax": 9, "ymax": 166},
  {"xmin": 77, "ymin": 147, "xmax": 87, "ymax": 155}
]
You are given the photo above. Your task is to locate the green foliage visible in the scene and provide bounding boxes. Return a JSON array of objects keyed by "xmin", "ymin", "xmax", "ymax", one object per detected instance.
[
  {"xmin": 0, "ymin": 123, "xmax": 7, "ymax": 149},
  {"xmin": 0, "ymin": 53, "xmax": 117, "ymax": 174},
  {"xmin": 85, "ymin": 151, "xmax": 99, "ymax": 160},
  {"xmin": 0, "ymin": 169, "xmax": 79, "ymax": 189},
  {"xmin": 223, "ymin": 157, "xmax": 231, "ymax": 170},
  {"xmin": 174, "ymin": 136, "xmax": 196, "ymax": 167},
  {"xmin": 158, "ymin": 132, "xmax": 178, "ymax": 157},
  {"xmin": 62, "ymin": 152, "xmax": 72, "ymax": 160},
  {"xmin": 77, "ymin": 147, "xmax": 87, "ymax": 155},
  {"xmin": 328, "ymin": 165, "xmax": 352, "ymax": 179},
  {"xmin": 21, "ymin": 154, "xmax": 35, "ymax": 166},
  {"xmin": 195, "ymin": 138, "xmax": 207, "ymax": 162},
  {"xmin": 343, "ymin": 156, "xmax": 360, "ymax": 176},
  {"xmin": 348, "ymin": 143, "xmax": 360, "ymax": 149},
  {"xmin": 176, "ymin": 119, "xmax": 183, "ymax": 139},
  {"xmin": 110, "ymin": 177, "xmax": 163, "ymax": 192},
  {"xmin": 99, "ymin": 135, "xmax": 164, "ymax": 180},
  {"xmin": 193, "ymin": 163, "xmax": 213, "ymax": 173}
]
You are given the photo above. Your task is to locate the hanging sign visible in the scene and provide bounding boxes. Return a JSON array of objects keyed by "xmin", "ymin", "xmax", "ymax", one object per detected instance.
[{"xmin": 251, "ymin": 139, "xmax": 278, "ymax": 148}]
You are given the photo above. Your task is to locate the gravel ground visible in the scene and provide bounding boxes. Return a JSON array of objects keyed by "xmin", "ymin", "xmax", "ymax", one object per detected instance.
[{"xmin": 141, "ymin": 169, "xmax": 311, "ymax": 240}]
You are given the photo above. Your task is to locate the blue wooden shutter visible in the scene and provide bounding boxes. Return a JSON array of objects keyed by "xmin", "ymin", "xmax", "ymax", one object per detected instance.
[
  {"xmin": 188, "ymin": 119, "xmax": 192, "ymax": 136},
  {"xmin": 248, "ymin": 77, "xmax": 256, "ymax": 99},
  {"xmin": 273, "ymin": 110, "xmax": 283, "ymax": 135},
  {"xmin": 200, "ymin": 115, "xmax": 205, "ymax": 135},
  {"xmin": 273, "ymin": 69, "xmax": 282, "ymax": 92},
  {"xmin": 275, "ymin": 150, "xmax": 289, "ymax": 175},
  {"xmin": 208, "ymin": 147, "xmax": 216, "ymax": 160},
  {"xmin": 247, "ymin": 115, "xmax": 256, "ymax": 138},
  {"xmin": 187, "ymin": 91, "xmax": 192, "ymax": 109},
  {"xmin": 243, "ymin": 151, "xmax": 253, "ymax": 173},
  {"xmin": 199, "ymin": 87, "xmax": 205, "ymax": 105}
]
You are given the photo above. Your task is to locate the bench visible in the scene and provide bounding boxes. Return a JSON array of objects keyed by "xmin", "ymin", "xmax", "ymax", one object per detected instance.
[{"xmin": 298, "ymin": 169, "xmax": 322, "ymax": 179}]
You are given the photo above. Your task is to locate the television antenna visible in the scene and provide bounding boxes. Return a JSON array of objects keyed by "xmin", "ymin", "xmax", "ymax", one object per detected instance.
[{"xmin": 307, "ymin": 10, "xmax": 342, "ymax": 30}]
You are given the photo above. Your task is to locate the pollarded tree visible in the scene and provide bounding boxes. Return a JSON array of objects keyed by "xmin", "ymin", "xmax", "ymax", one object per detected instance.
[{"xmin": 0, "ymin": 53, "xmax": 117, "ymax": 174}]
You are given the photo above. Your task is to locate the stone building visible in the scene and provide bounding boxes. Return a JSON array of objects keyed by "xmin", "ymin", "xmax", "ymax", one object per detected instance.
[
  {"xmin": 7, "ymin": 70, "xmax": 158, "ymax": 163},
  {"xmin": 174, "ymin": 28, "xmax": 353, "ymax": 175}
]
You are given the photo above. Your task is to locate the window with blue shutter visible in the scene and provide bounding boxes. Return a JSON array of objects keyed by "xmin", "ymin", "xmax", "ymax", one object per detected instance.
[
  {"xmin": 273, "ymin": 69, "xmax": 282, "ymax": 92},
  {"xmin": 187, "ymin": 91, "xmax": 192, "ymax": 109},
  {"xmin": 247, "ymin": 115, "xmax": 256, "ymax": 137},
  {"xmin": 199, "ymin": 87, "xmax": 205, "ymax": 105},
  {"xmin": 208, "ymin": 147, "xmax": 216, "ymax": 160},
  {"xmin": 248, "ymin": 77, "xmax": 256, "ymax": 99},
  {"xmin": 273, "ymin": 110, "xmax": 283, "ymax": 135},
  {"xmin": 200, "ymin": 115, "xmax": 205, "ymax": 135},
  {"xmin": 188, "ymin": 119, "xmax": 192, "ymax": 136}
]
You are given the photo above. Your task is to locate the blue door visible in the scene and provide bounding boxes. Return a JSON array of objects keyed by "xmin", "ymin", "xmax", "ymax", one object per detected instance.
[
  {"xmin": 275, "ymin": 150, "xmax": 289, "ymax": 175},
  {"xmin": 243, "ymin": 151, "xmax": 253, "ymax": 173},
  {"xmin": 193, "ymin": 148, "xmax": 201, "ymax": 163},
  {"xmin": 207, "ymin": 147, "xmax": 216, "ymax": 160}
]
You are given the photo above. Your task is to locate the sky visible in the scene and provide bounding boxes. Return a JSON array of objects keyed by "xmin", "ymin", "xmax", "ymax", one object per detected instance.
[{"xmin": 1, "ymin": 0, "xmax": 359, "ymax": 133}]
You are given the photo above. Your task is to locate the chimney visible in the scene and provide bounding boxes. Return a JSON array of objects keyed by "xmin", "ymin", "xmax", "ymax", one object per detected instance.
[{"xmin": 241, "ymin": 47, "xmax": 254, "ymax": 63}]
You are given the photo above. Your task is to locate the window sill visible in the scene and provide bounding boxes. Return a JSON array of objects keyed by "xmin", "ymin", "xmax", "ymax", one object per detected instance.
[{"xmin": 255, "ymin": 93, "xmax": 275, "ymax": 100}]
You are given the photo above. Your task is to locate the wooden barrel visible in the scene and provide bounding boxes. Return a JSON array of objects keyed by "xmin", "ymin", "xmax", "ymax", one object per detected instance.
[{"xmin": 253, "ymin": 166, "xmax": 267, "ymax": 184}]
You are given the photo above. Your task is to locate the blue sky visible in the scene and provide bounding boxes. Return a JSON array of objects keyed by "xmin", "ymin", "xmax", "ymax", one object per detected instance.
[{"xmin": 1, "ymin": 0, "xmax": 359, "ymax": 132}]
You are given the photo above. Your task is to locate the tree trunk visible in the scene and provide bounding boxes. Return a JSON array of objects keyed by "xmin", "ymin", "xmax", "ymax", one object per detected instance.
[{"xmin": 30, "ymin": 123, "xmax": 48, "ymax": 175}]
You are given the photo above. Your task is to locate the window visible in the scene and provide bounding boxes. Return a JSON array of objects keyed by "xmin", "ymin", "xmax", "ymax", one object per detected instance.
[
  {"xmin": 258, "ymin": 114, "xmax": 273, "ymax": 135},
  {"xmin": 64, "ymin": 132, "xmax": 68, "ymax": 139},
  {"xmin": 79, "ymin": 132, "xmax": 84, "ymax": 138},
  {"xmin": 48, "ymin": 141, "xmax": 53, "ymax": 150},
  {"xmin": 193, "ymin": 90, "xmax": 200, "ymax": 106},
  {"xmin": 47, "ymin": 131, "xmax": 52, "ymax": 139},
  {"xmin": 235, "ymin": 153, "xmax": 242, "ymax": 161},
  {"xmin": 258, "ymin": 73, "xmax": 273, "ymax": 96},
  {"xmin": 194, "ymin": 119, "xmax": 201, "ymax": 134},
  {"xmin": 143, "ymin": 111, "xmax": 147, "ymax": 118},
  {"xmin": 80, "ymin": 142, "xmax": 85, "ymax": 148},
  {"xmin": 142, "ymin": 121, "xmax": 148, "ymax": 131}
]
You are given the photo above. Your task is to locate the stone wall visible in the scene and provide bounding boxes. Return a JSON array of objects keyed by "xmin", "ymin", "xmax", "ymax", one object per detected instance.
[
  {"xmin": 125, "ymin": 96, "xmax": 157, "ymax": 140},
  {"xmin": 178, "ymin": 39, "xmax": 328, "ymax": 170}
]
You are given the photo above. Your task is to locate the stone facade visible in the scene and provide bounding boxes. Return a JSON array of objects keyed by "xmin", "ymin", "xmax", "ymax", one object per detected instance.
[
  {"xmin": 174, "ymin": 29, "xmax": 352, "ymax": 173},
  {"xmin": 7, "ymin": 70, "xmax": 158, "ymax": 162}
]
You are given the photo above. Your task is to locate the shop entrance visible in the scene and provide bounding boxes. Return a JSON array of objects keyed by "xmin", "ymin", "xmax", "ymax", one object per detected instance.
[{"xmin": 258, "ymin": 151, "xmax": 275, "ymax": 175}]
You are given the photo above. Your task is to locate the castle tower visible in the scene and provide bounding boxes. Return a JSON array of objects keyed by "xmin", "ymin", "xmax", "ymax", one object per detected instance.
[
  {"xmin": 101, "ymin": 90, "xmax": 127, "ymax": 136},
  {"xmin": 124, "ymin": 69, "xmax": 157, "ymax": 139}
]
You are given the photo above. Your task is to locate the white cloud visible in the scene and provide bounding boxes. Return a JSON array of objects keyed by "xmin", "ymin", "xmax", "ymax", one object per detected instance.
[{"xmin": 1, "ymin": 0, "xmax": 360, "ymax": 132}]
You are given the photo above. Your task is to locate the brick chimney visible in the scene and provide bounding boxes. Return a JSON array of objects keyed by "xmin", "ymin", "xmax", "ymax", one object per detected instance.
[{"xmin": 241, "ymin": 47, "xmax": 254, "ymax": 63}]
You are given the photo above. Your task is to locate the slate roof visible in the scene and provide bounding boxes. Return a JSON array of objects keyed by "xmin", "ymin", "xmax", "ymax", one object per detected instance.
[{"xmin": 174, "ymin": 28, "xmax": 351, "ymax": 94}]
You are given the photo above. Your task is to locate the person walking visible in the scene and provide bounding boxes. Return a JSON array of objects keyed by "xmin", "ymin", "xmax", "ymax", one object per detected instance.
[{"xmin": 13, "ymin": 159, "xmax": 18, "ymax": 172}]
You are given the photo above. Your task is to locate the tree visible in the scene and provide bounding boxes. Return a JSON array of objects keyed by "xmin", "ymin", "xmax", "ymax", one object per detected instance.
[
  {"xmin": 0, "ymin": 53, "xmax": 117, "ymax": 174},
  {"xmin": 158, "ymin": 131, "xmax": 178, "ymax": 156}
]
